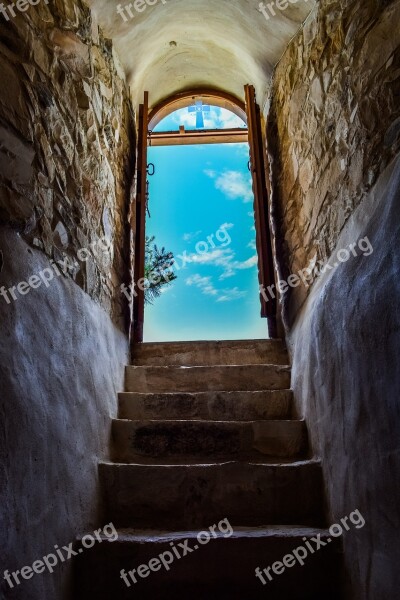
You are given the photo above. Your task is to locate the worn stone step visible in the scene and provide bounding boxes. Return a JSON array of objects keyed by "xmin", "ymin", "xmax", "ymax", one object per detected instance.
[
  {"xmin": 111, "ymin": 419, "xmax": 307, "ymax": 463},
  {"xmin": 74, "ymin": 526, "xmax": 342, "ymax": 599},
  {"xmin": 99, "ymin": 460, "xmax": 325, "ymax": 529},
  {"xmin": 118, "ymin": 389, "xmax": 292, "ymax": 421},
  {"xmin": 125, "ymin": 364, "xmax": 291, "ymax": 394},
  {"xmin": 132, "ymin": 339, "xmax": 289, "ymax": 366}
]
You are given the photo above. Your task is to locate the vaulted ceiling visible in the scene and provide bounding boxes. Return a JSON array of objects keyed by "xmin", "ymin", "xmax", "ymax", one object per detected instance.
[{"xmin": 88, "ymin": 0, "xmax": 316, "ymax": 110}]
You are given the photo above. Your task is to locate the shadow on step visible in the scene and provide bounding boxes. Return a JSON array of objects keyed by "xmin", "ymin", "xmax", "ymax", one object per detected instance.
[{"xmin": 73, "ymin": 526, "xmax": 344, "ymax": 599}]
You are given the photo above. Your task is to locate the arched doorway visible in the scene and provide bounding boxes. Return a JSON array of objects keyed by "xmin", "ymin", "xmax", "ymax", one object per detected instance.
[{"xmin": 132, "ymin": 87, "xmax": 277, "ymax": 344}]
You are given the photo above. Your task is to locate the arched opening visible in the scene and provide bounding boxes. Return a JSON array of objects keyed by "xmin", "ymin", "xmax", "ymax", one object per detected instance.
[
  {"xmin": 148, "ymin": 89, "xmax": 247, "ymax": 130},
  {"xmin": 132, "ymin": 87, "xmax": 277, "ymax": 344}
]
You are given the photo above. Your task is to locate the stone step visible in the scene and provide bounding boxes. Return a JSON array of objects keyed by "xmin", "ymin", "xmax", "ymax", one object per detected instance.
[
  {"xmin": 125, "ymin": 364, "xmax": 291, "ymax": 394},
  {"xmin": 99, "ymin": 460, "xmax": 325, "ymax": 529},
  {"xmin": 74, "ymin": 526, "xmax": 342, "ymax": 599},
  {"xmin": 132, "ymin": 339, "xmax": 289, "ymax": 366},
  {"xmin": 118, "ymin": 389, "xmax": 292, "ymax": 421},
  {"xmin": 111, "ymin": 419, "xmax": 307, "ymax": 463}
]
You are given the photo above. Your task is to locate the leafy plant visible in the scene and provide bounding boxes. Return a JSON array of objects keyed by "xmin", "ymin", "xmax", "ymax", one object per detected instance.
[{"xmin": 144, "ymin": 235, "xmax": 177, "ymax": 304}]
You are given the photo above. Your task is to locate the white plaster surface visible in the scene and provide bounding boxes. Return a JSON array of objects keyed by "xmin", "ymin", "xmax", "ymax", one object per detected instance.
[
  {"xmin": 288, "ymin": 154, "xmax": 400, "ymax": 599},
  {"xmin": 0, "ymin": 228, "xmax": 128, "ymax": 600},
  {"xmin": 87, "ymin": 0, "xmax": 316, "ymax": 108}
]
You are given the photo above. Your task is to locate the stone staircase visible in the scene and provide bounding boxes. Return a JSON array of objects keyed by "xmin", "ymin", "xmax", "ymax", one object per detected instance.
[{"xmin": 75, "ymin": 340, "xmax": 342, "ymax": 599}]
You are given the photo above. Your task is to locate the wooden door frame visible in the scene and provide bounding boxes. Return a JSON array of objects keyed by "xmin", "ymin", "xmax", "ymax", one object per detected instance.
[
  {"xmin": 245, "ymin": 84, "xmax": 277, "ymax": 338},
  {"xmin": 132, "ymin": 92, "xmax": 149, "ymax": 344},
  {"xmin": 131, "ymin": 87, "xmax": 278, "ymax": 344}
]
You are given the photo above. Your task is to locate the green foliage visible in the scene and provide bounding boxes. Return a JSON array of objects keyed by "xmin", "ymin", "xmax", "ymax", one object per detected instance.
[{"xmin": 144, "ymin": 235, "xmax": 177, "ymax": 304}]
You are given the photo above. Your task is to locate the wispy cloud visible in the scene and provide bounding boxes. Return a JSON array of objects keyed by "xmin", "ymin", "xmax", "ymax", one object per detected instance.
[
  {"xmin": 205, "ymin": 169, "xmax": 253, "ymax": 203},
  {"xmin": 185, "ymin": 275, "xmax": 218, "ymax": 297},
  {"xmin": 217, "ymin": 253, "xmax": 258, "ymax": 280},
  {"xmin": 183, "ymin": 246, "xmax": 258, "ymax": 280},
  {"xmin": 189, "ymin": 248, "xmax": 233, "ymax": 267},
  {"xmin": 183, "ymin": 230, "xmax": 202, "ymax": 242},
  {"xmin": 216, "ymin": 287, "xmax": 247, "ymax": 302},
  {"xmin": 210, "ymin": 108, "xmax": 246, "ymax": 129},
  {"xmin": 172, "ymin": 107, "xmax": 246, "ymax": 130},
  {"xmin": 185, "ymin": 274, "xmax": 247, "ymax": 303},
  {"xmin": 219, "ymin": 222, "xmax": 234, "ymax": 231},
  {"xmin": 236, "ymin": 255, "xmax": 258, "ymax": 269}
]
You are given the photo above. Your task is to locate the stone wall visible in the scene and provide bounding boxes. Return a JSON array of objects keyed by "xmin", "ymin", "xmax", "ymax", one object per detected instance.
[
  {"xmin": 0, "ymin": 1, "xmax": 134, "ymax": 598},
  {"xmin": 0, "ymin": 229, "xmax": 129, "ymax": 600},
  {"xmin": 0, "ymin": 0, "xmax": 135, "ymax": 329},
  {"xmin": 289, "ymin": 155, "xmax": 400, "ymax": 600},
  {"xmin": 267, "ymin": 1, "xmax": 400, "ymax": 598},
  {"xmin": 267, "ymin": 0, "xmax": 400, "ymax": 325}
]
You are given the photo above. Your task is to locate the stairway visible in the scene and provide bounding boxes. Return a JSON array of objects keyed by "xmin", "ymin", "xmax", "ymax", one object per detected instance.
[{"xmin": 75, "ymin": 340, "xmax": 342, "ymax": 599}]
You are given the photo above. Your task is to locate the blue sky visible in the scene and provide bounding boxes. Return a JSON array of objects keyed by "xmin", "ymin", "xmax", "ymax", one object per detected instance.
[
  {"xmin": 153, "ymin": 105, "xmax": 247, "ymax": 132},
  {"xmin": 144, "ymin": 107, "xmax": 268, "ymax": 341}
]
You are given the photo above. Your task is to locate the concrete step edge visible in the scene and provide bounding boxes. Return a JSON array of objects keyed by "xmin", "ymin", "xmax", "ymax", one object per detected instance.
[
  {"xmin": 126, "ymin": 364, "xmax": 291, "ymax": 370},
  {"xmin": 118, "ymin": 390, "xmax": 293, "ymax": 397},
  {"xmin": 112, "ymin": 418, "xmax": 305, "ymax": 425},
  {"xmin": 99, "ymin": 458, "xmax": 320, "ymax": 468},
  {"xmin": 77, "ymin": 525, "xmax": 335, "ymax": 543}
]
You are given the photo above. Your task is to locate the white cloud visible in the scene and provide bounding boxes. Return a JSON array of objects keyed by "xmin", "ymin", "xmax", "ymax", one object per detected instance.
[
  {"xmin": 219, "ymin": 222, "xmax": 234, "ymax": 231},
  {"xmin": 236, "ymin": 143, "xmax": 250, "ymax": 157},
  {"xmin": 184, "ymin": 246, "xmax": 258, "ymax": 280},
  {"xmin": 183, "ymin": 230, "xmax": 202, "ymax": 242},
  {"xmin": 248, "ymin": 239, "xmax": 257, "ymax": 250},
  {"xmin": 170, "ymin": 106, "xmax": 246, "ymax": 131},
  {"xmin": 189, "ymin": 248, "xmax": 234, "ymax": 268},
  {"xmin": 185, "ymin": 274, "xmax": 247, "ymax": 303},
  {"xmin": 160, "ymin": 283, "xmax": 175, "ymax": 294},
  {"xmin": 204, "ymin": 169, "xmax": 253, "ymax": 203},
  {"xmin": 216, "ymin": 287, "xmax": 247, "ymax": 302},
  {"xmin": 211, "ymin": 108, "xmax": 246, "ymax": 129},
  {"xmin": 217, "ymin": 253, "xmax": 258, "ymax": 280},
  {"xmin": 171, "ymin": 110, "xmax": 196, "ymax": 128},
  {"xmin": 215, "ymin": 171, "xmax": 253, "ymax": 203},
  {"xmin": 185, "ymin": 275, "xmax": 218, "ymax": 297},
  {"xmin": 236, "ymin": 255, "xmax": 258, "ymax": 269}
]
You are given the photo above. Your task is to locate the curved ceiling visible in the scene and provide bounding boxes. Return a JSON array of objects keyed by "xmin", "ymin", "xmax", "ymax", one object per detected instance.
[{"xmin": 88, "ymin": 0, "xmax": 316, "ymax": 110}]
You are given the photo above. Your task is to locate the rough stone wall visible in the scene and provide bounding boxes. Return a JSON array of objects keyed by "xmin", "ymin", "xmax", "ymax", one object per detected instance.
[
  {"xmin": 0, "ymin": 2, "xmax": 135, "ymax": 599},
  {"xmin": 0, "ymin": 228, "xmax": 128, "ymax": 600},
  {"xmin": 289, "ymin": 155, "xmax": 400, "ymax": 600},
  {"xmin": 267, "ymin": 0, "xmax": 400, "ymax": 324},
  {"xmin": 267, "ymin": 1, "xmax": 400, "ymax": 598},
  {"xmin": 0, "ymin": 0, "xmax": 135, "ymax": 329}
]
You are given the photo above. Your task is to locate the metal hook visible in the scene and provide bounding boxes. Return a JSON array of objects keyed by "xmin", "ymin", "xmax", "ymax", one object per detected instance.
[{"xmin": 147, "ymin": 163, "xmax": 155, "ymax": 176}]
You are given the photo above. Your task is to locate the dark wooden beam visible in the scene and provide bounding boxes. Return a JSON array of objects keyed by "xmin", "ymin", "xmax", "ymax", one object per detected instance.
[
  {"xmin": 148, "ymin": 128, "xmax": 248, "ymax": 146},
  {"xmin": 245, "ymin": 84, "xmax": 277, "ymax": 337},
  {"xmin": 132, "ymin": 91, "xmax": 149, "ymax": 344}
]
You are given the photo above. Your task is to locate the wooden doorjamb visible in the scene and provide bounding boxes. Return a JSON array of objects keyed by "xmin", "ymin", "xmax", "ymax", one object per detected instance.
[
  {"xmin": 132, "ymin": 91, "xmax": 149, "ymax": 344},
  {"xmin": 244, "ymin": 84, "xmax": 277, "ymax": 338}
]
